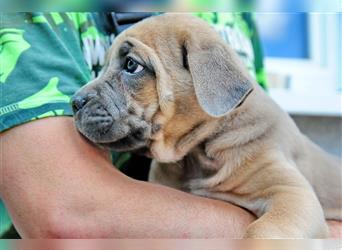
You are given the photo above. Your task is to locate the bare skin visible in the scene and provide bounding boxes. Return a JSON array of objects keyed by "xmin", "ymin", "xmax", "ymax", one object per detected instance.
[
  {"xmin": 0, "ymin": 117, "xmax": 340, "ymax": 238},
  {"xmin": 0, "ymin": 117, "xmax": 255, "ymax": 238}
]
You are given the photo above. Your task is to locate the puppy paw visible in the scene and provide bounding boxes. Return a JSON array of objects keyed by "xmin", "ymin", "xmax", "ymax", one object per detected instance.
[{"xmin": 244, "ymin": 220, "xmax": 307, "ymax": 239}]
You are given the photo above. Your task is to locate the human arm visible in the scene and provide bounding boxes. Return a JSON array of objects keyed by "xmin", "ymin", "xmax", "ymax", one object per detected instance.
[
  {"xmin": 327, "ymin": 221, "xmax": 342, "ymax": 238},
  {"xmin": 0, "ymin": 117, "xmax": 256, "ymax": 238}
]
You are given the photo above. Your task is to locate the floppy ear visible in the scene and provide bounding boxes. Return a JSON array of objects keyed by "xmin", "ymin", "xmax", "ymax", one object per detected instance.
[{"xmin": 186, "ymin": 42, "xmax": 254, "ymax": 117}]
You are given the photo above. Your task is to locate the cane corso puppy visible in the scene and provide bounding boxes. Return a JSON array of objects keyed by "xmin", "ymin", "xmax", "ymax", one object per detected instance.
[{"xmin": 72, "ymin": 14, "xmax": 341, "ymax": 238}]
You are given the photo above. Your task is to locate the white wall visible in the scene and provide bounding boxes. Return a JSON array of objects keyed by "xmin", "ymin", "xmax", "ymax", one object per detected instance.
[{"xmin": 291, "ymin": 115, "xmax": 342, "ymax": 157}]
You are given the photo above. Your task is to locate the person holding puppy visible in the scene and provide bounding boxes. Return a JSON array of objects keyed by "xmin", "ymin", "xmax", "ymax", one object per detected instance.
[{"xmin": 0, "ymin": 12, "xmax": 340, "ymax": 238}]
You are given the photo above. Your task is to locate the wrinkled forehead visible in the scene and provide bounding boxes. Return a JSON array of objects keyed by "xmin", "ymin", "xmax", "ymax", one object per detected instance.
[
  {"xmin": 110, "ymin": 14, "xmax": 205, "ymax": 52},
  {"xmin": 112, "ymin": 25, "xmax": 179, "ymax": 56},
  {"xmin": 122, "ymin": 14, "xmax": 186, "ymax": 45},
  {"xmin": 107, "ymin": 32, "xmax": 178, "ymax": 71},
  {"xmin": 106, "ymin": 36, "xmax": 163, "ymax": 71},
  {"xmin": 107, "ymin": 14, "xmax": 214, "ymax": 65}
]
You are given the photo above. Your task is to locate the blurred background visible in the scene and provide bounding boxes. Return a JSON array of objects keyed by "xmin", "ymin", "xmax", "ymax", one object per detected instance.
[{"xmin": 255, "ymin": 12, "xmax": 341, "ymax": 157}]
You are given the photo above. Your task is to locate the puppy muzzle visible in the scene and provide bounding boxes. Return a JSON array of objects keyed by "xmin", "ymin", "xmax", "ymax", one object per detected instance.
[{"xmin": 72, "ymin": 89, "xmax": 151, "ymax": 152}]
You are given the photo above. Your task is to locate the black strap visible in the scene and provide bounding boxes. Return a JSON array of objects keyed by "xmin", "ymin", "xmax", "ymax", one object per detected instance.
[{"xmin": 107, "ymin": 12, "xmax": 156, "ymax": 35}]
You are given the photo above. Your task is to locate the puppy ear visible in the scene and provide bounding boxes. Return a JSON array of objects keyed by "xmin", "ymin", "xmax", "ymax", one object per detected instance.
[{"xmin": 186, "ymin": 41, "xmax": 254, "ymax": 117}]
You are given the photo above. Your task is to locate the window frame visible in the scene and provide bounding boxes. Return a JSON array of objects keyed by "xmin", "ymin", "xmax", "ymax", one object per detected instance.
[{"xmin": 259, "ymin": 13, "xmax": 341, "ymax": 116}]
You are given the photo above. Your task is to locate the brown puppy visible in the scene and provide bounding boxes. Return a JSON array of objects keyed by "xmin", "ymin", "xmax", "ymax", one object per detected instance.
[{"xmin": 73, "ymin": 14, "xmax": 341, "ymax": 238}]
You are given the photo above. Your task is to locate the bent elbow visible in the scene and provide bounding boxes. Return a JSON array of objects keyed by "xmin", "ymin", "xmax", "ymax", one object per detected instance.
[{"xmin": 35, "ymin": 209, "xmax": 105, "ymax": 238}]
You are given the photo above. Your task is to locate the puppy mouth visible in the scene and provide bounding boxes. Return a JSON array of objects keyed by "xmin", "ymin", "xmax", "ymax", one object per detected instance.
[
  {"xmin": 73, "ymin": 96, "xmax": 153, "ymax": 152},
  {"xmin": 99, "ymin": 128, "xmax": 151, "ymax": 152},
  {"xmin": 74, "ymin": 106, "xmax": 116, "ymax": 140}
]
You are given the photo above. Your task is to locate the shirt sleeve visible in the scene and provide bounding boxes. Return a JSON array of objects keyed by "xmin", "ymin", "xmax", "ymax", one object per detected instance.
[{"xmin": 0, "ymin": 12, "xmax": 95, "ymax": 132}]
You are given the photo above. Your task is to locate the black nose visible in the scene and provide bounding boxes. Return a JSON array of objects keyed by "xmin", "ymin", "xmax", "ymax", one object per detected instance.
[{"xmin": 71, "ymin": 94, "xmax": 91, "ymax": 113}]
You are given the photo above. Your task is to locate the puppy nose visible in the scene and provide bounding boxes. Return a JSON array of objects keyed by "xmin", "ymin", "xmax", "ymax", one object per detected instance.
[{"xmin": 71, "ymin": 94, "xmax": 92, "ymax": 113}]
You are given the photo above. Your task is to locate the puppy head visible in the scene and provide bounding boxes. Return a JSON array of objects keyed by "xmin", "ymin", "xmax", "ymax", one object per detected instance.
[{"xmin": 72, "ymin": 14, "xmax": 254, "ymax": 159}]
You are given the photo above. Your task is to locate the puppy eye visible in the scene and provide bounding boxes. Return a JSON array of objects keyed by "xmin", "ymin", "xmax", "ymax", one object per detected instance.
[{"xmin": 124, "ymin": 57, "xmax": 144, "ymax": 74}]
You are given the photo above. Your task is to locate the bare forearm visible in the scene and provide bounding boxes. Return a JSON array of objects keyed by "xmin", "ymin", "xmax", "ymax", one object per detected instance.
[
  {"xmin": 123, "ymin": 180, "xmax": 255, "ymax": 238},
  {"xmin": 61, "ymin": 178, "xmax": 255, "ymax": 238},
  {"xmin": 327, "ymin": 221, "xmax": 342, "ymax": 238},
  {"xmin": 0, "ymin": 117, "xmax": 254, "ymax": 238},
  {"xmin": 45, "ymin": 180, "xmax": 254, "ymax": 238}
]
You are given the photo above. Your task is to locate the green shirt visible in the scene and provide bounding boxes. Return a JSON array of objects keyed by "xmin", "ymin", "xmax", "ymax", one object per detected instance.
[{"xmin": 0, "ymin": 13, "xmax": 111, "ymax": 132}]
